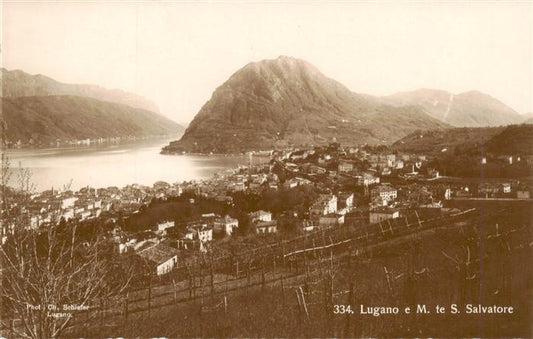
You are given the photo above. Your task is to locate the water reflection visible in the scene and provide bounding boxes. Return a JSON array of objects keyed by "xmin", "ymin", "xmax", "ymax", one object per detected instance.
[{"xmin": 6, "ymin": 138, "xmax": 258, "ymax": 192}]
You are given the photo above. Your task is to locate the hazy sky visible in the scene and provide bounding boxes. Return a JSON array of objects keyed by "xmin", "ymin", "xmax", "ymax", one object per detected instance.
[{"xmin": 2, "ymin": 1, "xmax": 532, "ymax": 124}]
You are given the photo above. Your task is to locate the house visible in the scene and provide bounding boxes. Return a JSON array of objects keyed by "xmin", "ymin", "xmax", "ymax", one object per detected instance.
[
  {"xmin": 517, "ymin": 190, "xmax": 531, "ymax": 199},
  {"xmin": 136, "ymin": 243, "xmax": 179, "ymax": 275},
  {"xmin": 308, "ymin": 165, "xmax": 327, "ymax": 175},
  {"xmin": 427, "ymin": 169, "xmax": 440, "ymax": 179},
  {"xmin": 249, "ymin": 210, "xmax": 272, "ymax": 223},
  {"xmin": 228, "ymin": 181, "xmax": 246, "ymax": 192},
  {"xmin": 502, "ymin": 183, "xmax": 511, "ymax": 194},
  {"xmin": 338, "ymin": 160, "xmax": 355, "ymax": 173},
  {"xmin": 309, "ymin": 194, "xmax": 337, "ymax": 216},
  {"xmin": 369, "ymin": 208, "xmax": 399, "ymax": 224},
  {"xmin": 356, "ymin": 172, "xmax": 380, "ymax": 186},
  {"xmin": 214, "ymin": 215, "xmax": 239, "ymax": 236},
  {"xmin": 284, "ymin": 178, "xmax": 299, "ymax": 189},
  {"xmin": 61, "ymin": 197, "xmax": 78, "ymax": 209},
  {"xmin": 418, "ymin": 202, "xmax": 443, "ymax": 219},
  {"xmin": 196, "ymin": 226, "xmax": 213, "ymax": 243},
  {"xmin": 337, "ymin": 192, "xmax": 354, "ymax": 212},
  {"xmin": 386, "ymin": 154, "xmax": 396, "ymax": 166},
  {"xmin": 497, "ymin": 155, "xmax": 513, "ymax": 165},
  {"xmin": 370, "ymin": 185, "xmax": 397, "ymax": 204},
  {"xmin": 157, "ymin": 221, "xmax": 175, "ymax": 232},
  {"xmin": 289, "ymin": 150, "xmax": 307, "ymax": 161},
  {"xmin": 284, "ymin": 177, "xmax": 312, "ymax": 189},
  {"xmin": 300, "ymin": 220, "xmax": 316, "ymax": 232},
  {"xmin": 478, "ymin": 183, "xmax": 501, "ymax": 197},
  {"xmin": 256, "ymin": 220, "xmax": 278, "ymax": 234},
  {"xmin": 319, "ymin": 213, "xmax": 345, "ymax": 227},
  {"xmin": 381, "ymin": 167, "xmax": 392, "ymax": 176}
]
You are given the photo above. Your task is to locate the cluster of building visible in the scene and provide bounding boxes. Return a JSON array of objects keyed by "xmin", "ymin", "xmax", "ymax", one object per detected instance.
[
  {"xmin": 1, "ymin": 181, "xmax": 183, "ymax": 236},
  {"xmin": 4, "ymin": 135, "xmax": 171, "ymax": 149},
  {"xmin": 4, "ymin": 141, "xmax": 532, "ymax": 277}
]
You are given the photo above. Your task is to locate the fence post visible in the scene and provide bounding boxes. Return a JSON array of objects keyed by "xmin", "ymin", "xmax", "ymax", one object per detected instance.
[
  {"xmin": 210, "ymin": 253, "xmax": 215, "ymax": 296},
  {"xmin": 200, "ymin": 272, "xmax": 204, "ymax": 305},
  {"xmin": 99, "ymin": 297, "xmax": 103, "ymax": 328},
  {"xmin": 344, "ymin": 281, "xmax": 354, "ymax": 337},
  {"xmin": 124, "ymin": 293, "xmax": 129, "ymax": 320},
  {"xmin": 247, "ymin": 260, "xmax": 251, "ymax": 288},
  {"xmin": 148, "ymin": 274, "xmax": 152, "ymax": 319},
  {"xmin": 173, "ymin": 279, "xmax": 178, "ymax": 303},
  {"xmin": 85, "ymin": 303, "xmax": 90, "ymax": 337},
  {"xmin": 281, "ymin": 271, "xmax": 285, "ymax": 303},
  {"xmin": 261, "ymin": 257, "xmax": 266, "ymax": 291},
  {"xmin": 282, "ymin": 241, "xmax": 286, "ymax": 267}
]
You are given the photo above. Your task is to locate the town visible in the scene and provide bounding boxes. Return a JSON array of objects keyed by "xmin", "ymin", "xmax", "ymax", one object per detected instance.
[{"xmin": 3, "ymin": 140, "xmax": 531, "ymax": 278}]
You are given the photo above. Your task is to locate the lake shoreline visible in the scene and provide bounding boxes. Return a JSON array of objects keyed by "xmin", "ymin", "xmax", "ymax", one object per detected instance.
[{"xmin": 5, "ymin": 138, "xmax": 263, "ymax": 193}]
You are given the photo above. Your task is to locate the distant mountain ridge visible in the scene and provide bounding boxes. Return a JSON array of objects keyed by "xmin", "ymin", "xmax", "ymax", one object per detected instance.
[
  {"xmin": 383, "ymin": 88, "xmax": 523, "ymax": 127},
  {"xmin": 1, "ymin": 68, "xmax": 160, "ymax": 113},
  {"xmin": 1, "ymin": 68, "xmax": 183, "ymax": 146},
  {"xmin": 163, "ymin": 56, "xmax": 449, "ymax": 153},
  {"xmin": 1, "ymin": 95, "xmax": 182, "ymax": 146}
]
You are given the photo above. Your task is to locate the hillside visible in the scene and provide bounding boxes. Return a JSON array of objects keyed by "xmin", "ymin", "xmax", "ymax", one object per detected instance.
[
  {"xmin": 393, "ymin": 124, "xmax": 533, "ymax": 155},
  {"xmin": 384, "ymin": 89, "xmax": 523, "ymax": 127},
  {"xmin": 1, "ymin": 95, "xmax": 182, "ymax": 146},
  {"xmin": 485, "ymin": 124, "xmax": 533, "ymax": 155},
  {"xmin": 163, "ymin": 56, "xmax": 448, "ymax": 153},
  {"xmin": 1, "ymin": 68, "xmax": 160, "ymax": 113}
]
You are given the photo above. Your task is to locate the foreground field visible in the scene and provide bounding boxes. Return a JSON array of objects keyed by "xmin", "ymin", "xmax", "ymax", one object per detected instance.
[{"xmin": 69, "ymin": 201, "xmax": 532, "ymax": 338}]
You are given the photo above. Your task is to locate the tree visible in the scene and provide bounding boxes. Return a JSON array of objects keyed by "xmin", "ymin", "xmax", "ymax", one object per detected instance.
[
  {"xmin": 1, "ymin": 118, "xmax": 12, "ymax": 239},
  {"xmin": 1, "ymin": 224, "xmax": 133, "ymax": 338},
  {"xmin": 0, "ymin": 129, "xmax": 133, "ymax": 338}
]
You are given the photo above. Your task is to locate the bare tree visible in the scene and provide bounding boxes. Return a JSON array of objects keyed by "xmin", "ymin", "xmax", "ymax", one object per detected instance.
[
  {"xmin": 0, "ymin": 128, "xmax": 133, "ymax": 338},
  {"xmin": 1, "ymin": 219, "xmax": 134, "ymax": 338},
  {"xmin": 1, "ymin": 118, "xmax": 12, "ymax": 239}
]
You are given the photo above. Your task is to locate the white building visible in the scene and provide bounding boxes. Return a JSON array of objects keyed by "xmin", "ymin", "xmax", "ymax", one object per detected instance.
[
  {"xmin": 371, "ymin": 185, "xmax": 397, "ymax": 203},
  {"xmin": 310, "ymin": 194, "xmax": 338, "ymax": 216},
  {"xmin": 256, "ymin": 221, "xmax": 278, "ymax": 234},
  {"xmin": 369, "ymin": 208, "xmax": 399, "ymax": 224},
  {"xmin": 197, "ymin": 226, "xmax": 213, "ymax": 243},
  {"xmin": 61, "ymin": 197, "xmax": 78, "ymax": 209},
  {"xmin": 249, "ymin": 210, "xmax": 272, "ymax": 223},
  {"xmin": 157, "ymin": 221, "xmax": 175, "ymax": 232},
  {"xmin": 214, "ymin": 215, "xmax": 239, "ymax": 236},
  {"xmin": 136, "ymin": 243, "xmax": 179, "ymax": 276}
]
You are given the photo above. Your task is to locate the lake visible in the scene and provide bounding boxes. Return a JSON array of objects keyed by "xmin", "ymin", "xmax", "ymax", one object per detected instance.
[{"xmin": 5, "ymin": 138, "xmax": 262, "ymax": 192}]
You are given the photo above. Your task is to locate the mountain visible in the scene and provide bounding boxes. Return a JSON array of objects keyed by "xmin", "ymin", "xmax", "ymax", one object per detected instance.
[
  {"xmin": 163, "ymin": 56, "xmax": 448, "ymax": 153},
  {"xmin": 1, "ymin": 68, "xmax": 184, "ymax": 146},
  {"xmin": 1, "ymin": 68, "xmax": 160, "ymax": 112},
  {"xmin": 1, "ymin": 95, "xmax": 182, "ymax": 146},
  {"xmin": 384, "ymin": 89, "xmax": 523, "ymax": 127},
  {"xmin": 392, "ymin": 124, "xmax": 533, "ymax": 156}
]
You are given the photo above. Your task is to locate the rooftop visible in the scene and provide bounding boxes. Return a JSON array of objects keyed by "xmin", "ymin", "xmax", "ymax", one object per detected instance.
[{"xmin": 137, "ymin": 243, "xmax": 179, "ymax": 265}]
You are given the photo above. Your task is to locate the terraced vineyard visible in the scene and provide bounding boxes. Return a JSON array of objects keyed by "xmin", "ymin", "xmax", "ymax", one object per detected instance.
[{"xmin": 56, "ymin": 201, "xmax": 532, "ymax": 338}]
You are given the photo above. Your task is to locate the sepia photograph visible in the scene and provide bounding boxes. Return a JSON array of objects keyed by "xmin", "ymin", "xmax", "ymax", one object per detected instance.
[{"xmin": 0, "ymin": 1, "xmax": 532, "ymax": 338}]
